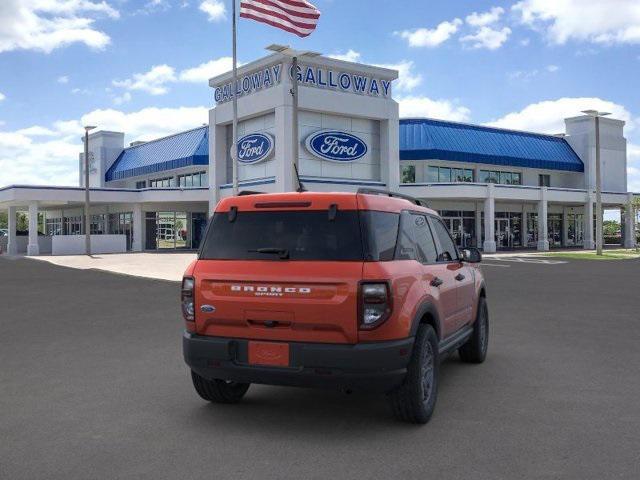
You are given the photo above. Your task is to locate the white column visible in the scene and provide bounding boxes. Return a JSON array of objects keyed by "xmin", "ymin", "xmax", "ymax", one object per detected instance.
[
  {"xmin": 7, "ymin": 206, "xmax": 17, "ymax": 255},
  {"xmin": 537, "ymin": 187, "xmax": 550, "ymax": 251},
  {"xmin": 562, "ymin": 207, "xmax": 569, "ymax": 247},
  {"xmin": 624, "ymin": 193, "xmax": 636, "ymax": 248},
  {"xmin": 584, "ymin": 195, "xmax": 595, "ymax": 249},
  {"xmin": 381, "ymin": 114, "xmax": 400, "ymax": 192},
  {"xmin": 483, "ymin": 184, "xmax": 496, "ymax": 253},
  {"xmin": 475, "ymin": 203, "xmax": 482, "ymax": 248},
  {"xmin": 132, "ymin": 204, "xmax": 143, "ymax": 252},
  {"xmin": 275, "ymin": 104, "xmax": 295, "ymax": 193},
  {"xmin": 104, "ymin": 207, "xmax": 110, "ymax": 234},
  {"xmin": 27, "ymin": 203, "xmax": 40, "ymax": 256}
]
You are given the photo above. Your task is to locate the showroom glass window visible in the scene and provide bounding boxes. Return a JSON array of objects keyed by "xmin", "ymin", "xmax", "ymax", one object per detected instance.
[{"xmin": 401, "ymin": 165, "xmax": 416, "ymax": 184}]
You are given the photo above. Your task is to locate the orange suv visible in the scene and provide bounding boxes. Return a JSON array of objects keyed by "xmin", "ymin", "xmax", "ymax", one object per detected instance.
[{"xmin": 182, "ymin": 189, "xmax": 488, "ymax": 423}]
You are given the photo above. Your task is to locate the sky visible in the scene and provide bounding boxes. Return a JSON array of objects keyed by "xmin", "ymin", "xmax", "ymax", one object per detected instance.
[{"xmin": 1, "ymin": 0, "xmax": 639, "ymax": 196}]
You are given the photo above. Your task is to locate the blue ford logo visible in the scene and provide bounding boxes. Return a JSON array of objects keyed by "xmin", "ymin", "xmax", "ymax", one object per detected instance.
[
  {"xmin": 234, "ymin": 133, "xmax": 274, "ymax": 164},
  {"xmin": 305, "ymin": 131, "xmax": 368, "ymax": 163}
]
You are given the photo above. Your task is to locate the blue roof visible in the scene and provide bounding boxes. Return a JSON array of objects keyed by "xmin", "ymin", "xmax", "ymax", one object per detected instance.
[
  {"xmin": 105, "ymin": 126, "xmax": 209, "ymax": 181},
  {"xmin": 399, "ymin": 118, "xmax": 584, "ymax": 172}
]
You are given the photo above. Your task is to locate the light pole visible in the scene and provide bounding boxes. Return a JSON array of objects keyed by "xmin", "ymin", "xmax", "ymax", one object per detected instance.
[
  {"xmin": 581, "ymin": 110, "xmax": 610, "ymax": 256},
  {"xmin": 266, "ymin": 44, "xmax": 320, "ymax": 191},
  {"xmin": 83, "ymin": 125, "xmax": 96, "ymax": 256}
]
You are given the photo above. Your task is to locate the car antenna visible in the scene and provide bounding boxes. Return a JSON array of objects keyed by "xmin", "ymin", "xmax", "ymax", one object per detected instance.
[{"xmin": 294, "ymin": 164, "xmax": 307, "ymax": 192}]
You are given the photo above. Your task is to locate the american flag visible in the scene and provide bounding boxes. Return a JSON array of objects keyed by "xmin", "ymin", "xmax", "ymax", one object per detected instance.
[{"xmin": 240, "ymin": 0, "xmax": 321, "ymax": 38}]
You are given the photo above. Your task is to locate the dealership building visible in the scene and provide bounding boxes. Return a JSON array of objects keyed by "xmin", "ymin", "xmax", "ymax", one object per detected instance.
[{"xmin": 0, "ymin": 52, "xmax": 637, "ymax": 255}]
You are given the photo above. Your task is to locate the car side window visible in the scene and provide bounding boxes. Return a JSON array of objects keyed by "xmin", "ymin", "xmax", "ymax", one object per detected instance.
[
  {"xmin": 412, "ymin": 215, "xmax": 438, "ymax": 264},
  {"xmin": 428, "ymin": 217, "xmax": 459, "ymax": 262},
  {"xmin": 394, "ymin": 212, "xmax": 437, "ymax": 263}
]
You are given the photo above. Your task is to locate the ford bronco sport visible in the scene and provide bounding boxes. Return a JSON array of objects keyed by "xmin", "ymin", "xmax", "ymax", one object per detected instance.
[{"xmin": 182, "ymin": 189, "xmax": 488, "ymax": 424}]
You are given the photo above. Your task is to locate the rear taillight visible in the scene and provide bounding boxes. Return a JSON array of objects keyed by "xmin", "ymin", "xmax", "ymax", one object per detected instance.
[
  {"xmin": 182, "ymin": 276, "xmax": 195, "ymax": 322},
  {"xmin": 359, "ymin": 282, "xmax": 392, "ymax": 330}
]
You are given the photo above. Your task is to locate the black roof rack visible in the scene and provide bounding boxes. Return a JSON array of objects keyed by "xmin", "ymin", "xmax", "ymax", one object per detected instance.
[
  {"xmin": 356, "ymin": 188, "xmax": 428, "ymax": 207},
  {"xmin": 238, "ymin": 190, "xmax": 266, "ymax": 196}
]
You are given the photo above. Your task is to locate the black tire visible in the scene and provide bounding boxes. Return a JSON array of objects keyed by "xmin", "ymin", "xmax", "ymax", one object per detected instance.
[
  {"xmin": 459, "ymin": 296, "xmax": 489, "ymax": 364},
  {"xmin": 388, "ymin": 324, "xmax": 439, "ymax": 424},
  {"xmin": 190, "ymin": 370, "xmax": 250, "ymax": 404}
]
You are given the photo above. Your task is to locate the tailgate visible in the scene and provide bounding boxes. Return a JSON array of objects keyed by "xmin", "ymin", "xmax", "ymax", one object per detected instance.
[{"xmin": 193, "ymin": 260, "xmax": 363, "ymax": 344}]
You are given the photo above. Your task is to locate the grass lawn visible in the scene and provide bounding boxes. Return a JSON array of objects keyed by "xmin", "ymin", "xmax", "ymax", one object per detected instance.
[{"xmin": 543, "ymin": 249, "xmax": 640, "ymax": 260}]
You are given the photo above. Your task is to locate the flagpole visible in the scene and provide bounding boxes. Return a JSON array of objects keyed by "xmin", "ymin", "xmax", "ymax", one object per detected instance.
[
  {"xmin": 291, "ymin": 55, "xmax": 300, "ymax": 190},
  {"xmin": 231, "ymin": 0, "xmax": 239, "ymax": 195}
]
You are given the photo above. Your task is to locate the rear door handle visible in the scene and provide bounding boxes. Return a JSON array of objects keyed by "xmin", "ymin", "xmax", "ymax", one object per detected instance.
[
  {"xmin": 455, "ymin": 273, "xmax": 465, "ymax": 281},
  {"xmin": 430, "ymin": 277, "xmax": 443, "ymax": 287}
]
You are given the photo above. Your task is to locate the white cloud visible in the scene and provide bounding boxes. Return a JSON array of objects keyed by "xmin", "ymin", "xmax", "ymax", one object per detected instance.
[
  {"xmin": 199, "ymin": 0, "xmax": 226, "ymax": 22},
  {"xmin": 396, "ymin": 19, "xmax": 463, "ymax": 48},
  {"xmin": 113, "ymin": 91, "xmax": 132, "ymax": 105},
  {"xmin": 520, "ymin": 38, "xmax": 531, "ymax": 46},
  {"xmin": 112, "ymin": 57, "xmax": 235, "ymax": 96},
  {"xmin": 0, "ymin": 106, "xmax": 209, "ymax": 187},
  {"xmin": 81, "ymin": 106, "xmax": 209, "ymax": 141},
  {"xmin": 0, "ymin": 92, "xmax": 5, "ymax": 102},
  {"xmin": 373, "ymin": 60, "xmax": 422, "ymax": 93},
  {"xmin": 0, "ymin": 0, "xmax": 119, "ymax": 54},
  {"xmin": 628, "ymin": 145, "xmax": 640, "ymax": 192},
  {"xmin": 326, "ymin": 53, "xmax": 422, "ymax": 93},
  {"xmin": 486, "ymin": 97, "xmax": 635, "ymax": 134},
  {"xmin": 461, "ymin": 26, "xmax": 511, "ymax": 50},
  {"xmin": 466, "ymin": 7, "xmax": 504, "ymax": 27},
  {"xmin": 16, "ymin": 126, "xmax": 57, "ymax": 136},
  {"xmin": 508, "ymin": 69, "xmax": 539, "ymax": 81},
  {"xmin": 328, "ymin": 50, "xmax": 362, "ymax": 63},
  {"xmin": 398, "ymin": 96, "xmax": 471, "ymax": 122},
  {"xmin": 136, "ymin": 0, "xmax": 170, "ymax": 15},
  {"xmin": 513, "ymin": 0, "xmax": 640, "ymax": 45},
  {"xmin": 508, "ymin": 65, "xmax": 560, "ymax": 81},
  {"xmin": 179, "ymin": 57, "xmax": 234, "ymax": 82},
  {"xmin": 0, "ymin": 127, "xmax": 84, "ymax": 186},
  {"xmin": 113, "ymin": 64, "xmax": 177, "ymax": 95},
  {"xmin": 57, "ymin": 75, "xmax": 69, "ymax": 84}
]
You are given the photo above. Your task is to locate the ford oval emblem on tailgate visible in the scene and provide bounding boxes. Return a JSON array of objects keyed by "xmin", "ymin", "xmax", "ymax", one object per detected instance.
[{"xmin": 200, "ymin": 305, "xmax": 216, "ymax": 313}]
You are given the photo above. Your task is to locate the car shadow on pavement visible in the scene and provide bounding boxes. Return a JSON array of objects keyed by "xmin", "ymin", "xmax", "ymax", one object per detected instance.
[{"xmin": 180, "ymin": 355, "xmax": 475, "ymax": 436}]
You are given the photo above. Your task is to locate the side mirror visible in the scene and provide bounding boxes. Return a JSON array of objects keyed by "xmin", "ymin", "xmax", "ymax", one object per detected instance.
[{"xmin": 461, "ymin": 247, "xmax": 482, "ymax": 263}]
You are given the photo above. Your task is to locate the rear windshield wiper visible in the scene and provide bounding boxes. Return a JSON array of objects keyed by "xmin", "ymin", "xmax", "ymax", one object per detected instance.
[{"xmin": 248, "ymin": 247, "xmax": 290, "ymax": 260}]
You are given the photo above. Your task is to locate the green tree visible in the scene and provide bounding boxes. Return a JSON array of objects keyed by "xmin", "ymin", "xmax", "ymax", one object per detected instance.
[
  {"xmin": 603, "ymin": 220, "xmax": 620, "ymax": 237},
  {"xmin": 17, "ymin": 213, "xmax": 28, "ymax": 232},
  {"xmin": 0, "ymin": 211, "xmax": 6, "ymax": 230}
]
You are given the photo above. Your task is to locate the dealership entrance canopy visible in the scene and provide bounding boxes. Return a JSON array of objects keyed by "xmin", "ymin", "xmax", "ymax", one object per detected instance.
[{"xmin": 0, "ymin": 52, "xmax": 637, "ymax": 255}]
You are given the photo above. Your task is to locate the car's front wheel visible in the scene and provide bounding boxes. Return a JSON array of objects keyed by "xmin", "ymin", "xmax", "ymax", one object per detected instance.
[
  {"xmin": 191, "ymin": 371, "xmax": 250, "ymax": 404},
  {"xmin": 388, "ymin": 324, "xmax": 439, "ymax": 424}
]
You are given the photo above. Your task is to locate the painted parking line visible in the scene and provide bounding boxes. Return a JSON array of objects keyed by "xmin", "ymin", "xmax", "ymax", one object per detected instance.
[
  {"xmin": 489, "ymin": 257, "xmax": 568, "ymax": 265},
  {"xmin": 481, "ymin": 263, "xmax": 511, "ymax": 268}
]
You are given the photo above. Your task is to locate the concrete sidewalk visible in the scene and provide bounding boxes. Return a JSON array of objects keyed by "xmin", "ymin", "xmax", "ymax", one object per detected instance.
[
  {"xmin": 28, "ymin": 252, "xmax": 196, "ymax": 281},
  {"xmin": 19, "ymin": 247, "xmax": 622, "ymax": 281}
]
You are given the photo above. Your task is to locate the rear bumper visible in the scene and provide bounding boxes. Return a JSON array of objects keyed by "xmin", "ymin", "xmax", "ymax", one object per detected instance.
[{"xmin": 183, "ymin": 332, "xmax": 414, "ymax": 393}]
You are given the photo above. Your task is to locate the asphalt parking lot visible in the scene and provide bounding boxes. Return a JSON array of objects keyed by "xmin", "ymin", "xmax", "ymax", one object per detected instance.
[{"xmin": 1, "ymin": 256, "xmax": 639, "ymax": 480}]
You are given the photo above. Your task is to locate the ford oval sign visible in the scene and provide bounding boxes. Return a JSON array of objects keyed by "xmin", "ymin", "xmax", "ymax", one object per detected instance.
[
  {"xmin": 305, "ymin": 131, "xmax": 367, "ymax": 163},
  {"xmin": 234, "ymin": 133, "xmax": 274, "ymax": 164}
]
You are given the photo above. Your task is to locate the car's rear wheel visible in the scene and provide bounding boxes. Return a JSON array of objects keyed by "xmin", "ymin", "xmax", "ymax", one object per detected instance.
[
  {"xmin": 191, "ymin": 370, "xmax": 250, "ymax": 404},
  {"xmin": 459, "ymin": 296, "xmax": 489, "ymax": 364},
  {"xmin": 388, "ymin": 324, "xmax": 439, "ymax": 424}
]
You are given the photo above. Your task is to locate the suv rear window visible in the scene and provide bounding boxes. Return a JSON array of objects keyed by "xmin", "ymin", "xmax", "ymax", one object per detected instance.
[{"xmin": 200, "ymin": 210, "xmax": 364, "ymax": 261}]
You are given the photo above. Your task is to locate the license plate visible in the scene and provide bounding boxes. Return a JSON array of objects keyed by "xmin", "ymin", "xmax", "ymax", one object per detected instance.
[{"xmin": 248, "ymin": 341, "xmax": 290, "ymax": 367}]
